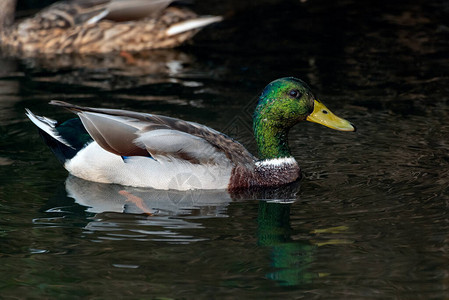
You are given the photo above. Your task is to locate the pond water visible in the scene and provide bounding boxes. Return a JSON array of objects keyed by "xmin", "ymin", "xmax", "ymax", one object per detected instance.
[{"xmin": 1, "ymin": 0, "xmax": 449, "ymax": 298}]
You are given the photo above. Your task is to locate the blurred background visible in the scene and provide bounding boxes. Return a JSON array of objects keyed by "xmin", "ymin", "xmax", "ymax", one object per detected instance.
[{"xmin": 1, "ymin": 0, "xmax": 449, "ymax": 298}]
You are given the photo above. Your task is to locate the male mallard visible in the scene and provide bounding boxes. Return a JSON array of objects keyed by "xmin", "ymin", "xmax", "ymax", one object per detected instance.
[
  {"xmin": 26, "ymin": 77, "xmax": 355, "ymax": 191},
  {"xmin": 0, "ymin": 0, "xmax": 222, "ymax": 55}
]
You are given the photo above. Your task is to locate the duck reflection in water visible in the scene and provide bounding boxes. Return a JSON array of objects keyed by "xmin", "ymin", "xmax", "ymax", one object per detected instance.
[
  {"xmin": 258, "ymin": 200, "xmax": 319, "ymax": 286},
  {"xmin": 62, "ymin": 175, "xmax": 233, "ymax": 242},
  {"xmin": 62, "ymin": 176, "xmax": 319, "ymax": 285},
  {"xmin": 12, "ymin": 49, "xmax": 208, "ymax": 91},
  {"xmin": 65, "ymin": 175, "xmax": 232, "ymax": 216}
]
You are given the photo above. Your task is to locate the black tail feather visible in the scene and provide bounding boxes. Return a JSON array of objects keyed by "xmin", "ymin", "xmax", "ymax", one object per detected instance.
[{"xmin": 38, "ymin": 129, "xmax": 80, "ymax": 164}]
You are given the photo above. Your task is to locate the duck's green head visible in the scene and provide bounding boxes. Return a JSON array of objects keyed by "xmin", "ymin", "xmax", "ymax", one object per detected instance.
[{"xmin": 253, "ymin": 77, "xmax": 355, "ymax": 159}]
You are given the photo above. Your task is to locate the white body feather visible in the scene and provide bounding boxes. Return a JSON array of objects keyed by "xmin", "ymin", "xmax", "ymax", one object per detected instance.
[
  {"xmin": 65, "ymin": 142, "xmax": 232, "ymax": 190},
  {"xmin": 166, "ymin": 16, "xmax": 223, "ymax": 36}
]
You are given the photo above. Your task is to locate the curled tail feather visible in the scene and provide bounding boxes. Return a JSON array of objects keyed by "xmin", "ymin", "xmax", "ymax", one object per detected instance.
[{"xmin": 26, "ymin": 109, "xmax": 91, "ymax": 163}]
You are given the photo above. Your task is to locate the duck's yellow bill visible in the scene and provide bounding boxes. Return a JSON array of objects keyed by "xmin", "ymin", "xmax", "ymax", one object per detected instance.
[{"xmin": 306, "ymin": 100, "xmax": 356, "ymax": 132}]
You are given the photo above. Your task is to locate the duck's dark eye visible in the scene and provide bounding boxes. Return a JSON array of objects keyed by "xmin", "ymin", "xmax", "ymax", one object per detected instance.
[{"xmin": 288, "ymin": 89, "xmax": 302, "ymax": 99}]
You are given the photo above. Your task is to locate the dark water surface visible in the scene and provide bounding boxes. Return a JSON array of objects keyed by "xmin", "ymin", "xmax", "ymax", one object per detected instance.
[{"xmin": 1, "ymin": 0, "xmax": 449, "ymax": 298}]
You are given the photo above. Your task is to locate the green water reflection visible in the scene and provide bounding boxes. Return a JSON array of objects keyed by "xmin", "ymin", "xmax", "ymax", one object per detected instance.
[{"xmin": 258, "ymin": 201, "xmax": 318, "ymax": 286}]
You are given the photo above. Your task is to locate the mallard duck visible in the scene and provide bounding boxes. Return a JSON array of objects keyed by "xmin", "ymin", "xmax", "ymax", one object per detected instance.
[
  {"xmin": 0, "ymin": 0, "xmax": 222, "ymax": 55},
  {"xmin": 26, "ymin": 77, "xmax": 355, "ymax": 191}
]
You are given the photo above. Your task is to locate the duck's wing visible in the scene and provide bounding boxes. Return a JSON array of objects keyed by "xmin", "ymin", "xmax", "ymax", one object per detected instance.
[
  {"xmin": 106, "ymin": 0, "xmax": 175, "ymax": 22},
  {"xmin": 22, "ymin": 0, "xmax": 110, "ymax": 30},
  {"xmin": 22, "ymin": 0, "xmax": 175, "ymax": 30},
  {"xmin": 50, "ymin": 101, "xmax": 256, "ymax": 166}
]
